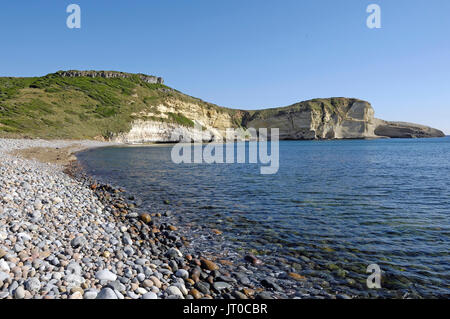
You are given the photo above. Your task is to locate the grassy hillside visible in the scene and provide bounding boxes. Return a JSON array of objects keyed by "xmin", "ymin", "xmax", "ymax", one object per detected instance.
[{"xmin": 0, "ymin": 71, "xmax": 243, "ymax": 139}]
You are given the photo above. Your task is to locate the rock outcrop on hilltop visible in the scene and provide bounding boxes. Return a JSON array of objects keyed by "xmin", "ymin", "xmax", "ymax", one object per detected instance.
[
  {"xmin": 56, "ymin": 70, "xmax": 164, "ymax": 84},
  {"xmin": 0, "ymin": 71, "xmax": 444, "ymax": 142}
]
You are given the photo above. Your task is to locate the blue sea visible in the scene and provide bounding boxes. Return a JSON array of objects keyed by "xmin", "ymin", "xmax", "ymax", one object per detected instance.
[{"xmin": 77, "ymin": 137, "xmax": 450, "ymax": 298}]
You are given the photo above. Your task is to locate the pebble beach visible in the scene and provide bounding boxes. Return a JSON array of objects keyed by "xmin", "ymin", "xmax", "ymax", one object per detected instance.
[{"xmin": 0, "ymin": 138, "xmax": 320, "ymax": 300}]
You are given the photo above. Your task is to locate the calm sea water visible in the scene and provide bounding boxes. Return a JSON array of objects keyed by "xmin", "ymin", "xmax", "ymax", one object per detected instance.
[{"xmin": 77, "ymin": 138, "xmax": 450, "ymax": 297}]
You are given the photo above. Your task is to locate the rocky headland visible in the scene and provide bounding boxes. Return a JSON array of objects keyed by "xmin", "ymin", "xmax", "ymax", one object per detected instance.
[{"xmin": 0, "ymin": 71, "xmax": 444, "ymax": 142}]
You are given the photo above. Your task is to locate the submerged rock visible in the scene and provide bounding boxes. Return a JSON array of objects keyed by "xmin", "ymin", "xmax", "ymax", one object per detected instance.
[{"xmin": 200, "ymin": 258, "xmax": 219, "ymax": 271}]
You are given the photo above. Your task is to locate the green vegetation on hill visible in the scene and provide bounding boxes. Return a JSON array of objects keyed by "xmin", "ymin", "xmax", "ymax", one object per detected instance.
[{"xmin": 0, "ymin": 72, "xmax": 242, "ymax": 139}]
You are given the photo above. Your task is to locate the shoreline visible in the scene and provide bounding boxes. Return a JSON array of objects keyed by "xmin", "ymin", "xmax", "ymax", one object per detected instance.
[
  {"xmin": 68, "ymin": 142, "xmax": 437, "ymax": 299},
  {"xmin": 4, "ymin": 138, "xmax": 439, "ymax": 299},
  {"xmin": 0, "ymin": 138, "xmax": 312, "ymax": 299}
]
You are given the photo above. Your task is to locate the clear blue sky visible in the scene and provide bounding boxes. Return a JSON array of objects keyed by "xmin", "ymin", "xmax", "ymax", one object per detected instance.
[{"xmin": 1, "ymin": 0, "xmax": 449, "ymax": 133}]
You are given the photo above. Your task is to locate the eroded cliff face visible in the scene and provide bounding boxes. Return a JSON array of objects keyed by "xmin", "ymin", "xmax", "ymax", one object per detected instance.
[
  {"xmin": 244, "ymin": 98, "xmax": 377, "ymax": 140},
  {"xmin": 113, "ymin": 98, "xmax": 246, "ymax": 143},
  {"xmin": 114, "ymin": 120, "xmax": 221, "ymax": 143},
  {"xmin": 113, "ymin": 96, "xmax": 444, "ymax": 143}
]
